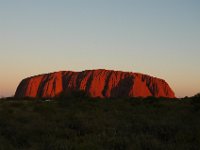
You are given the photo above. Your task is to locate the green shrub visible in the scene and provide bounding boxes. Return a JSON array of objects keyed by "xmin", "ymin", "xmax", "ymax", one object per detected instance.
[
  {"xmin": 58, "ymin": 89, "xmax": 89, "ymax": 99},
  {"xmin": 0, "ymin": 97, "xmax": 199, "ymax": 149},
  {"xmin": 193, "ymin": 93, "xmax": 200, "ymax": 98}
]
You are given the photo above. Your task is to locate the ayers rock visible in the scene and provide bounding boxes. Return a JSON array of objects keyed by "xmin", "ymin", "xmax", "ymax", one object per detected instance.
[{"xmin": 15, "ymin": 69, "xmax": 175, "ymax": 98}]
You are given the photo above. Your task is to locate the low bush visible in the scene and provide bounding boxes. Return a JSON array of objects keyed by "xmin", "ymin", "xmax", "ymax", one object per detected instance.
[
  {"xmin": 0, "ymin": 97, "xmax": 199, "ymax": 149},
  {"xmin": 58, "ymin": 89, "xmax": 90, "ymax": 99}
]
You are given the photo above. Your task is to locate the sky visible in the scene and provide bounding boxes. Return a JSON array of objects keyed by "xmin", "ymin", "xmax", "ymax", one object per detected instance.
[{"xmin": 0, "ymin": 0, "xmax": 200, "ymax": 98}]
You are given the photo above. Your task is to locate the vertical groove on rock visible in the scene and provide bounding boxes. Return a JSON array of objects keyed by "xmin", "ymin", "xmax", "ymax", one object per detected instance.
[{"xmin": 102, "ymin": 71, "xmax": 114, "ymax": 97}]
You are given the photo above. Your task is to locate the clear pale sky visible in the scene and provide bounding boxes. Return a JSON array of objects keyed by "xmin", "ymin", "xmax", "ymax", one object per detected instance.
[{"xmin": 0, "ymin": 0, "xmax": 200, "ymax": 98}]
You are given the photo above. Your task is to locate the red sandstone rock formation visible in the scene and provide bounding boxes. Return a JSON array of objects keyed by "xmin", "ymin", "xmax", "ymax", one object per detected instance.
[{"xmin": 15, "ymin": 69, "xmax": 175, "ymax": 98}]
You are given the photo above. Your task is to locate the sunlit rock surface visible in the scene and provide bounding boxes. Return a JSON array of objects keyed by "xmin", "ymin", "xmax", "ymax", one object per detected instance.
[{"xmin": 15, "ymin": 69, "xmax": 175, "ymax": 98}]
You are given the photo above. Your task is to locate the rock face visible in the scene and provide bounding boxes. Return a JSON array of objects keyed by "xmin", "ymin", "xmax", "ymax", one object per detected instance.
[{"xmin": 15, "ymin": 69, "xmax": 175, "ymax": 98}]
